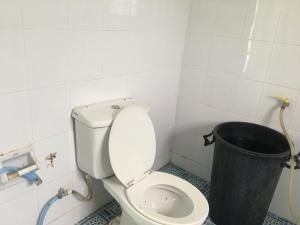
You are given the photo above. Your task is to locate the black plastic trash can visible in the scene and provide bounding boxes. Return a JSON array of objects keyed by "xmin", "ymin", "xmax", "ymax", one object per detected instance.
[{"xmin": 204, "ymin": 122, "xmax": 290, "ymax": 225}]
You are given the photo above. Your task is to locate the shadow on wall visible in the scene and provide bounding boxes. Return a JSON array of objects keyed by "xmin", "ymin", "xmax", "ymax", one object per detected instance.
[{"xmin": 172, "ymin": 122, "xmax": 219, "ymax": 181}]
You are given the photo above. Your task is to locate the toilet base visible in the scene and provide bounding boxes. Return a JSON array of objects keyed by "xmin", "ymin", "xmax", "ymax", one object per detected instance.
[
  {"xmin": 109, "ymin": 216, "xmax": 121, "ymax": 225},
  {"xmin": 109, "ymin": 211, "xmax": 138, "ymax": 225}
]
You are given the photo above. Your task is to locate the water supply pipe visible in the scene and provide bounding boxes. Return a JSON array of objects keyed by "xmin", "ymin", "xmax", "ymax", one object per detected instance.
[
  {"xmin": 275, "ymin": 96, "xmax": 300, "ymax": 225},
  {"xmin": 37, "ymin": 173, "xmax": 93, "ymax": 225}
]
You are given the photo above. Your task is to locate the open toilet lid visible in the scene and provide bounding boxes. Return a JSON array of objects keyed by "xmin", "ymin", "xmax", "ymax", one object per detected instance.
[{"xmin": 109, "ymin": 106, "xmax": 156, "ymax": 187}]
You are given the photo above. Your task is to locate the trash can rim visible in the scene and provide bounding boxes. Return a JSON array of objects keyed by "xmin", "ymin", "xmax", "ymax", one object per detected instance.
[{"xmin": 213, "ymin": 121, "xmax": 290, "ymax": 159}]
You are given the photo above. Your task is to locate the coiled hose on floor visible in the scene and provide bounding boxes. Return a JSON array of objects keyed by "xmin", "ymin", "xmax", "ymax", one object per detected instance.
[
  {"xmin": 280, "ymin": 106, "xmax": 300, "ymax": 225},
  {"xmin": 37, "ymin": 173, "xmax": 93, "ymax": 225}
]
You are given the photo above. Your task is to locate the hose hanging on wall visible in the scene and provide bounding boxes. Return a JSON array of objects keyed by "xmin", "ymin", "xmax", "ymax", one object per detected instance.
[{"xmin": 278, "ymin": 100, "xmax": 300, "ymax": 225}]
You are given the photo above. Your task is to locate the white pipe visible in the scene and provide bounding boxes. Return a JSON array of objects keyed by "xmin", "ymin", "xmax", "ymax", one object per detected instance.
[
  {"xmin": 6, "ymin": 165, "xmax": 38, "ymax": 182},
  {"xmin": 17, "ymin": 165, "xmax": 38, "ymax": 176}
]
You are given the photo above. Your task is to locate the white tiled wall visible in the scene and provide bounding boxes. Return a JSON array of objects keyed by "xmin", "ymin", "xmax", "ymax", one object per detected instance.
[
  {"xmin": 2, "ymin": 0, "xmax": 299, "ymax": 223},
  {"xmin": 173, "ymin": 0, "xmax": 300, "ymax": 221},
  {"xmin": 0, "ymin": 0, "xmax": 190, "ymax": 224}
]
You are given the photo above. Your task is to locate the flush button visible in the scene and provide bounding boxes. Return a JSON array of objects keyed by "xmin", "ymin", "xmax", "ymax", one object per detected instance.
[{"xmin": 111, "ymin": 105, "xmax": 120, "ymax": 110}]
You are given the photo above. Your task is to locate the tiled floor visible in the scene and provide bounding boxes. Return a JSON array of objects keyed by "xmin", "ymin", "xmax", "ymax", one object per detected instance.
[{"xmin": 76, "ymin": 165, "xmax": 295, "ymax": 225}]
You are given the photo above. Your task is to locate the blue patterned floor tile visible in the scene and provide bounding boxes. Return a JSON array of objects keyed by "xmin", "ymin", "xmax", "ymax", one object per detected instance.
[
  {"xmin": 77, "ymin": 165, "xmax": 295, "ymax": 225},
  {"xmin": 265, "ymin": 212, "xmax": 296, "ymax": 225}
]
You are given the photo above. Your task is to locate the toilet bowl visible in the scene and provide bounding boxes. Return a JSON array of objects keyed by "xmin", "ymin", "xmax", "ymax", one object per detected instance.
[
  {"xmin": 126, "ymin": 172, "xmax": 208, "ymax": 225},
  {"xmin": 72, "ymin": 99, "xmax": 209, "ymax": 225},
  {"xmin": 103, "ymin": 171, "xmax": 208, "ymax": 225}
]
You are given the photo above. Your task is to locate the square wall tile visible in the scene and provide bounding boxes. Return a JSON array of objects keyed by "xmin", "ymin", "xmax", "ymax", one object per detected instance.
[
  {"xmin": 147, "ymin": 32, "xmax": 180, "ymax": 69},
  {"xmin": 67, "ymin": 30, "xmax": 102, "ymax": 83},
  {"xmin": 102, "ymin": 0, "xmax": 144, "ymax": 31},
  {"xmin": 0, "ymin": 92, "xmax": 32, "ymax": 152},
  {"xmin": 208, "ymin": 37, "xmax": 240, "ymax": 75},
  {"xmin": 47, "ymin": 211, "xmax": 74, "ymax": 225},
  {"xmin": 73, "ymin": 194, "xmax": 111, "ymax": 223},
  {"xmin": 129, "ymin": 32, "xmax": 155, "ymax": 73},
  {"xmin": 150, "ymin": 0, "xmax": 179, "ymax": 32},
  {"xmin": 145, "ymin": 98, "xmax": 178, "ymax": 137},
  {"xmin": 67, "ymin": 0, "xmax": 101, "ymax": 29},
  {"xmin": 178, "ymin": 68, "xmax": 207, "ymax": 102},
  {"xmin": 187, "ymin": 0, "xmax": 219, "ymax": 35},
  {"xmin": 276, "ymin": 0, "xmax": 300, "ymax": 45},
  {"xmin": 153, "ymin": 151, "xmax": 171, "ymax": 170},
  {"xmin": 24, "ymin": 30, "xmax": 68, "ymax": 88},
  {"xmin": 213, "ymin": 0, "xmax": 250, "ymax": 37},
  {"xmin": 183, "ymin": 34, "xmax": 212, "ymax": 69},
  {"xmin": 129, "ymin": 69, "xmax": 181, "ymax": 107},
  {"xmin": 0, "ymin": 178, "xmax": 36, "ymax": 206},
  {"xmin": 243, "ymin": 0, "xmax": 283, "ymax": 41},
  {"xmin": 171, "ymin": 153, "xmax": 212, "ymax": 182},
  {"xmin": 173, "ymin": 126, "xmax": 214, "ymax": 169},
  {"xmin": 175, "ymin": 97, "xmax": 248, "ymax": 129},
  {"xmin": 0, "ymin": 0, "xmax": 22, "ymax": 27},
  {"xmin": 236, "ymin": 40, "xmax": 272, "ymax": 81},
  {"xmin": 147, "ymin": 32, "xmax": 185, "ymax": 69},
  {"xmin": 34, "ymin": 132, "xmax": 76, "ymax": 184},
  {"xmin": 203, "ymin": 74, "xmax": 262, "ymax": 117},
  {"xmin": 129, "ymin": 32, "xmax": 162, "ymax": 73},
  {"xmin": 267, "ymin": 44, "xmax": 300, "ymax": 89},
  {"xmin": 29, "ymin": 85, "xmax": 70, "ymax": 140},
  {"xmin": 172, "ymin": 0, "xmax": 191, "ymax": 32},
  {"xmin": 136, "ymin": 32, "xmax": 167, "ymax": 70},
  {"xmin": 0, "ymin": 29, "xmax": 27, "ymax": 94},
  {"xmin": 12, "ymin": 191, "xmax": 39, "ymax": 225},
  {"xmin": 0, "ymin": 201, "xmax": 15, "ymax": 225},
  {"xmin": 102, "ymin": 31, "xmax": 131, "ymax": 77},
  {"xmin": 163, "ymin": 32, "xmax": 186, "ymax": 68},
  {"xmin": 21, "ymin": 0, "xmax": 67, "ymax": 28},
  {"xmin": 0, "ymin": 190, "xmax": 38, "ymax": 225},
  {"xmin": 69, "ymin": 76, "xmax": 131, "ymax": 108},
  {"xmin": 291, "ymin": 94, "xmax": 300, "ymax": 132},
  {"xmin": 127, "ymin": 0, "xmax": 155, "ymax": 31}
]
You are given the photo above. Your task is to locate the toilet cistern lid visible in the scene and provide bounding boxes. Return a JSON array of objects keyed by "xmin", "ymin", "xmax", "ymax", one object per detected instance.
[{"xmin": 109, "ymin": 106, "xmax": 156, "ymax": 187}]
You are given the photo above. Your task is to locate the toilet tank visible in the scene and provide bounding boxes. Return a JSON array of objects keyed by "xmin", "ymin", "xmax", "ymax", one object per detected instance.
[{"xmin": 72, "ymin": 98, "xmax": 150, "ymax": 179}]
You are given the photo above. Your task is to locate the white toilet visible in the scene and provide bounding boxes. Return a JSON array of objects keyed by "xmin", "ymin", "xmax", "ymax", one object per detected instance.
[{"xmin": 72, "ymin": 98, "xmax": 209, "ymax": 225}]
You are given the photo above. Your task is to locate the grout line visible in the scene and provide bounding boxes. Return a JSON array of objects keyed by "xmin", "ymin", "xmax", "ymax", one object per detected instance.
[
  {"xmin": 181, "ymin": 66, "xmax": 300, "ymax": 91},
  {"xmin": 45, "ymin": 209, "xmax": 74, "ymax": 225},
  {"xmin": 273, "ymin": 0, "xmax": 288, "ymax": 44},
  {"xmin": 171, "ymin": 151, "xmax": 210, "ymax": 168},
  {"xmin": 184, "ymin": 32, "xmax": 300, "ymax": 47}
]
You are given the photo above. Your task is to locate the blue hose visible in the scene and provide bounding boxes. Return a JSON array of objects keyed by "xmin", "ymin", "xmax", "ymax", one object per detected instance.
[
  {"xmin": 0, "ymin": 166, "xmax": 58, "ymax": 225},
  {"xmin": 37, "ymin": 195, "xmax": 59, "ymax": 225},
  {"xmin": 0, "ymin": 166, "xmax": 42, "ymax": 184},
  {"xmin": 0, "ymin": 167, "xmax": 90, "ymax": 225}
]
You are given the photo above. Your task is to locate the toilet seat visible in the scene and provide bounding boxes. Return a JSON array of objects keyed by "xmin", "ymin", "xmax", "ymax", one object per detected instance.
[
  {"xmin": 109, "ymin": 105, "xmax": 156, "ymax": 187},
  {"xmin": 108, "ymin": 105, "xmax": 209, "ymax": 225},
  {"xmin": 126, "ymin": 171, "xmax": 209, "ymax": 225}
]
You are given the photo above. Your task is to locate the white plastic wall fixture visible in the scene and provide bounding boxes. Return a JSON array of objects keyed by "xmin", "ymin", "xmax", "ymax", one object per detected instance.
[{"xmin": 0, "ymin": 144, "xmax": 39, "ymax": 189}]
